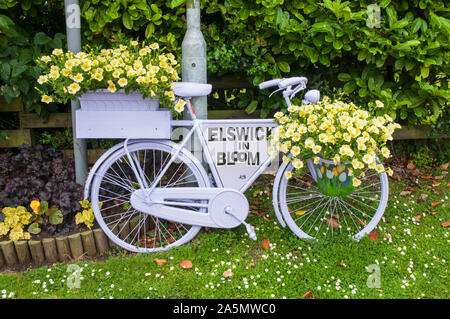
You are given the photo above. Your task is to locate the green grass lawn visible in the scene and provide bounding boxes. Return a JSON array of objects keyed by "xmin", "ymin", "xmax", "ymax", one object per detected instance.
[{"xmin": 0, "ymin": 171, "xmax": 448, "ymax": 299}]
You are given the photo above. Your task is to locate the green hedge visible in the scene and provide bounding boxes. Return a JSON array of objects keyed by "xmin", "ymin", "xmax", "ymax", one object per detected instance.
[{"xmin": 1, "ymin": 0, "xmax": 449, "ymax": 130}]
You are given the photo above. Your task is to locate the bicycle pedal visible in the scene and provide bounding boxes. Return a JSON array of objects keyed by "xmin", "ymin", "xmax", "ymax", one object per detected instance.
[{"xmin": 243, "ymin": 221, "xmax": 257, "ymax": 241}]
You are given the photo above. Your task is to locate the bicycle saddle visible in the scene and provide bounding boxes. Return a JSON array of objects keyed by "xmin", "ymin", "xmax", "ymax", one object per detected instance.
[{"xmin": 172, "ymin": 82, "xmax": 212, "ymax": 97}]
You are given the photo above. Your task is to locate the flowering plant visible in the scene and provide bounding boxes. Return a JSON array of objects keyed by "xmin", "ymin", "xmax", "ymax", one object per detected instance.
[
  {"xmin": 269, "ymin": 97, "xmax": 401, "ymax": 187},
  {"xmin": 0, "ymin": 200, "xmax": 63, "ymax": 241},
  {"xmin": 35, "ymin": 40, "xmax": 183, "ymax": 111}
]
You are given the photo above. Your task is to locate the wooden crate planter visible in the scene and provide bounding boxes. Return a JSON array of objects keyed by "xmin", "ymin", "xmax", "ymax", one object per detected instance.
[{"xmin": 0, "ymin": 227, "xmax": 112, "ymax": 269}]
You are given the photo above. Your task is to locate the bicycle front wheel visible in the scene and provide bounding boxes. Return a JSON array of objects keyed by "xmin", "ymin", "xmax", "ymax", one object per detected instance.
[
  {"xmin": 277, "ymin": 159, "xmax": 388, "ymax": 241},
  {"xmin": 91, "ymin": 141, "xmax": 209, "ymax": 252}
]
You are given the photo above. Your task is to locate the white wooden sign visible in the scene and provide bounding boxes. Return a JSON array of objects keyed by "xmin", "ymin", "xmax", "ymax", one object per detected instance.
[{"xmin": 203, "ymin": 120, "xmax": 278, "ymax": 189}]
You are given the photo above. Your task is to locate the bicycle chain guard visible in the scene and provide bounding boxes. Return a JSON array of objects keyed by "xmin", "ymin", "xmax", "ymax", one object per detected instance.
[{"xmin": 130, "ymin": 187, "xmax": 249, "ymax": 229}]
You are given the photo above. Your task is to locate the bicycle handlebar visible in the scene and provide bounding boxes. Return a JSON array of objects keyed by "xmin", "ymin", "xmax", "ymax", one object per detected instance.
[
  {"xmin": 258, "ymin": 76, "xmax": 308, "ymax": 91},
  {"xmin": 279, "ymin": 77, "xmax": 307, "ymax": 89},
  {"xmin": 258, "ymin": 78, "xmax": 282, "ymax": 90}
]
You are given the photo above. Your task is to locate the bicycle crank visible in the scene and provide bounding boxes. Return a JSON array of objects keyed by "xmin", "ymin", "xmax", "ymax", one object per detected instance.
[{"xmin": 130, "ymin": 187, "xmax": 252, "ymax": 230}]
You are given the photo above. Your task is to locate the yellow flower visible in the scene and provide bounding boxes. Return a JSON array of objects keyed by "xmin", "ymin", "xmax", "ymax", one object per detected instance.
[
  {"xmin": 381, "ymin": 147, "xmax": 390, "ymax": 158},
  {"xmin": 375, "ymin": 100, "xmax": 384, "ymax": 108},
  {"xmin": 118, "ymin": 78, "xmax": 128, "ymax": 87},
  {"xmin": 150, "ymin": 43, "xmax": 159, "ymax": 50},
  {"xmin": 312, "ymin": 145, "xmax": 322, "ymax": 154},
  {"xmin": 318, "ymin": 133, "xmax": 328, "ymax": 143},
  {"xmin": 274, "ymin": 112, "xmax": 284, "ymax": 119},
  {"xmin": 292, "ymin": 159, "xmax": 304, "ymax": 169},
  {"xmin": 362, "ymin": 154, "xmax": 374, "ymax": 165},
  {"xmin": 288, "ymin": 105, "xmax": 298, "ymax": 113},
  {"xmin": 30, "ymin": 200, "xmax": 40, "ymax": 213},
  {"xmin": 290, "ymin": 146, "xmax": 301, "ymax": 156},
  {"xmin": 68, "ymin": 82, "xmax": 80, "ymax": 94},
  {"xmin": 62, "ymin": 68, "xmax": 71, "ymax": 76},
  {"xmin": 41, "ymin": 95, "xmax": 53, "ymax": 104},
  {"xmin": 93, "ymin": 72, "xmax": 103, "ymax": 81},
  {"xmin": 107, "ymin": 82, "xmax": 117, "ymax": 93},
  {"xmin": 313, "ymin": 156, "xmax": 320, "ymax": 164},
  {"xmin": 52, "ymin": 48, "xmax": 63, "ymax": 56},
  {"xmin": 40, "ymin": 56, "xmax": 51, "ymax": 63},
  {"xmin": 352, "ymin": 177, "xmax": 361, "ymax": 187},
  {"xmin": 284, "ymin": 171, "xmax": 292, "ymax": 179},
  {"xmin": 72, "ymin": 73, "xmax": 83, "ymax": 83},
  {"xmin": 49, "ymin": 70, "xmax": 60, "ymax": 79},
  {"xmin": 305, "ymin": 138, "xmax": 315, "ymax": 149},
  {"xmin": 174, "ymin": 99, "xmax": 186, "ymax": 113},
  {"xmin": 37, "ymin": 75, "xmax": 48, "ymax": 84},
  {"xmin": 131, "ymin": 41, "xmax": 138, "ymax": 46}
]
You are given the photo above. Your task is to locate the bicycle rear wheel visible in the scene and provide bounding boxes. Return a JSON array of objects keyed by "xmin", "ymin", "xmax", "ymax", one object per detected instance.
[{"xmin": 90, "ymin": 141, "xmax": 209, "ymax": 252}]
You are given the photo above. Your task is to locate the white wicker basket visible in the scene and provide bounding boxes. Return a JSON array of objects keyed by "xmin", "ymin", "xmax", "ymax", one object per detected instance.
[{"xmin": 79, "ymin": 90, "xmax": 159, "ymax": 111}]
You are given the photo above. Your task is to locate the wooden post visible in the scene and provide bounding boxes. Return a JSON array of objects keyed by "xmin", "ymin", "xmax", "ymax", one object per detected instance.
[
  {"xmin": 28, "ymin": 240, "xmax": 45, "ymax": 265},
  {"xmin": 42, "ymin": 238, "xmax": 59, "ymax": 264},
  {"xmin": 128, "ymin": 216, "xmax": 140, "ymax": 243},
  {"xmin": 93, "ymin": 228, "xmax": 109, "ymax": 255},
  {"xmin": 55, "ymin": 236, "xmax": 71, "ymax": 261},
  {"xmin": 14, "ymin": 241, "xmax": 31, "ymax": 265},
  {"xmin": 118, "ymin": 221, "xmax": 130, "ymax": 242},
  {"xmin": 81, "ymin": 230, "xmax": 97, "ymax": 257},
  {"xmin": 68, "ymin": 233, "xmax": 84, "ymax": 259},
  {"xmin": 0, "ymin": 240, "xmax": 18, "ymax": 266}
]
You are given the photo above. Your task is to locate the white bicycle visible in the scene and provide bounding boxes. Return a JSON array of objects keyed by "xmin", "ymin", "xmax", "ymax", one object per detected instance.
[{"xmin": 82, "ymin": 77, "xmax": 389, "ymax": 252}]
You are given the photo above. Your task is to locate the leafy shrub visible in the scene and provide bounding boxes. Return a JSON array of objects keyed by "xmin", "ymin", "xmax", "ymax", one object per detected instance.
[
  {"xmin": 0, "ymin": 144, "xmax": 83, "ymax": 234},
  {"xmin": 0, "ymin": 0, "xmax": 66, "ymax": 118},
  {"xmin": 75, "ymin": 200, "xmax": 98, "ymax": 229},
  {"xmin": 1, "ymin": 0, "xmax": 449, "ymax": 129}
]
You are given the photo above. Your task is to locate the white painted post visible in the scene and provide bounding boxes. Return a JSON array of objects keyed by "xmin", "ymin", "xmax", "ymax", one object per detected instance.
[
  {"xmin": 64, "ymin": 0, "xmax": 87, "ymax": 184},
  {"xmin": 182, "ymin": 0, "xmax": 207, "ymax": 166}
]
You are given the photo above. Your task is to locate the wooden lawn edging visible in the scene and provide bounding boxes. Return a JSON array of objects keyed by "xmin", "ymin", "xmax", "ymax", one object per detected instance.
[{"xmin": 0, "ymin": 227, "xmax": 111, "ymax": 269}]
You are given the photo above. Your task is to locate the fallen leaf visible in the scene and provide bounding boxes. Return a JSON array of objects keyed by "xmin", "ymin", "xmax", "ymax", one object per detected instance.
[
  {"xmin": 262, "ymin": 238, "xmax": 270, "ymax": 250},
  {"xmin": 368, "ymin": 230, "xmax": 378, "ymax": 242},
  {"xmin": 251, "ymin": 200, "xmax": 263, "ymax": 205},
  {"xmin": 407, "ymin": 162, "xmax": 415, "ymax": 170},
  {"xmin": 357, "ymin": 219, "xmax": 367, "ymax": 226},
  {"xmin": 399, "ymin": 190, "xmax": 412, "ymax": 196},
  {"xmin": 333, "ymin": 214, "xmax": 340, "ymax": 219},
  {"xmin": 411, "ymin": 169, "xmax": 422, "ymax": 176},
  {"xmin": 336, "ymin": 260, "xmax": 346, "ymax": 267},
  {"xmin": 384, "ymin": 233, "xmax": 392, "ymax": 239},
  {"xmin": 448, "ymin": 182, "xmax": 450, "ymax": 187},
  {"xmin": 326, "ymin": 217, "xmax": 340, "ymax": 228},
  {"xmin": 431, "ymin": 202, "xmax": 442, "ymax": 207},
  {"xmin": 246, "ymin": 262, "xmax": 255, "ymax": 268},
  {"xmin": 434, "ymin": 175, "xmax": 444, "ymax": 180},
  {"xmin": 440, "ymin": 163, "xmax": 449, "ymax": 170},
  {"xmin": 442, "ymin": 221, "xmax": 450, "ymax": 227},
  {"xmin": 293, "ymin": 250, "xmax": 301, "ymax": 254},
  {"xmin": 154, "ymin": 258, "xmax": 167, "ymax": 266},
  {"xmin": 413, "ymin": 214, "xmax": 422, "ymax": 222},
  {"xmin": 418, "ymin": 194, "xmax": 429, "ymax": 202},
  {"xmin": 421, "ymin": 175, "xmax": 434, "ymax": 179},
  {"xmin": 302, "ymin": 291, "xmax": 315, "ymax": 299},
  {"xmin": 223, "ymin": 270, "xmax": 234, "ymax": 278},
  {"xmin": 262, "ymin": 216, "xmax": 270, "ymax": 221},
  {"xmin": 404, "ymin": 187, "xmax": 415, "ymax": 192},
  {"xmin": 295, "ymin": 210, "xmax": 307, "ymax": 216},
  {"xmin": 432, "ymin": 181, "xmax": 441, "ymax": 187},
  {"xmin": 179, "ymin": 260, "xmax": 193, "ymax": 269}
]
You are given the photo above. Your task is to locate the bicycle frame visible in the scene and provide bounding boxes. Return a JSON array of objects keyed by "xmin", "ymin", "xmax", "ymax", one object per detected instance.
[{"xmin": 128, "ymin": 100, "xmax": 277, "ymax": 195}]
